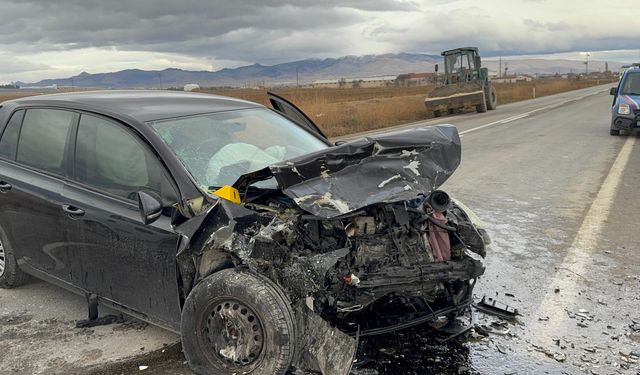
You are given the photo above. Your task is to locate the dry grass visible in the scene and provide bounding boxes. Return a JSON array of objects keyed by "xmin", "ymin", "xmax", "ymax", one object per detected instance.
[
  {"xmin": 202, "ymin": 78, "xmax": 611, "ymax": 137},
  {"xmin": 493, "ymin": 79, "xmax": 609, "ymax": 105},
  {"xmin": 0, "ymin": 78, "xmax": 612, "ymax": 138},
  {"xmin": 0, "ymin": 92, "xmax": 41, "ymax": 102}
]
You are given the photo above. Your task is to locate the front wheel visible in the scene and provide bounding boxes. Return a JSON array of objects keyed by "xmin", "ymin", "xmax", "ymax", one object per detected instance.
[
  {"xmin": 181, "ymin": 269, "xmax": 296, "ymax": 375},
  {"xmin": 610, "ymin": 128, "xmax": 620, "ymax": 136},
  {"xmin": 476, "ymin": 100, "xmax": 487, "ymax": 113}
]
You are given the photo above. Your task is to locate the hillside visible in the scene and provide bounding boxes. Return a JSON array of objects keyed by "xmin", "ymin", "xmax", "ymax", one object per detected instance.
[{"xmin": 19, "ymin": 53, "xmax": 622, "ymax": 89}]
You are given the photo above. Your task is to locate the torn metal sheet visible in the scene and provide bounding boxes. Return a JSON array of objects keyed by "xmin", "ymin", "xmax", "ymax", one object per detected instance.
[
  {"xmin": 292, "ymin": 303, "xmax": 357, "ymax": 375},
  {"xmin": 234, "ymin": 124, "xmax": 461, "ymax": 218}
]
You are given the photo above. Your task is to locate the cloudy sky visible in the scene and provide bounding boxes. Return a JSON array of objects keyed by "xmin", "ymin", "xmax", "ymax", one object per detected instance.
[{"xmin": 1, "ymin": 0, "xmax": 639, "ymax": 83}]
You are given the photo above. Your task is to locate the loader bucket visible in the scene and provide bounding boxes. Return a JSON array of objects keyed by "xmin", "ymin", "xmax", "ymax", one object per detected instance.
[{"xmin": 425, "ymin": 81, "xmax": 486, "ymax": 116}]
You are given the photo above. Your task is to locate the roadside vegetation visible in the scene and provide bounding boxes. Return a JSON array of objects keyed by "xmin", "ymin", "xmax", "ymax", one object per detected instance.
[
  {"xmin": 204, "ymin": 78, "xmax": 611, "ymax": 137},
  {"xmin": 0, "ymin": 78, "xmax": 611, "ymax": 138}
]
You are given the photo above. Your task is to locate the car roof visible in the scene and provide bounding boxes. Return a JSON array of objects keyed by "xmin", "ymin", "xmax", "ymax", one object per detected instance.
[{"xmin": 3, "ymin": 90, "xmax": 263, "ymax": 122}]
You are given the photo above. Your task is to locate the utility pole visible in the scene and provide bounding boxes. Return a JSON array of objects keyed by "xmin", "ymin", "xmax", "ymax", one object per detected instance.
[
  {"xmin": 499, "ymin": 56, "xmax": 502, "ymax": 78},
  {"xmin": 584, "ymin": 52, "xmax": 590, "ymax": 75}
]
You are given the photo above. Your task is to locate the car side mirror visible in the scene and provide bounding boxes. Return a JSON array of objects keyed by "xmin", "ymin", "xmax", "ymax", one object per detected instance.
[
  {"xmin": 610, "ymin": 87, "xmax": 617, "ymax": 95},
  {"xmin": 137, "ymin": 191, "xmax": 163, "ymax": 225}
]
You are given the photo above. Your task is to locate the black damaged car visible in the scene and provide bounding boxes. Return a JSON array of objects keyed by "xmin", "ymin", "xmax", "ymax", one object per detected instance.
[{"xmin": 0, "ymin": 90, "xmax": 489, "ymax": 375}]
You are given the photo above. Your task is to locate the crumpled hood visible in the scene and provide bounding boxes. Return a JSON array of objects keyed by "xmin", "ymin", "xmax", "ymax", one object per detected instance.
[{"xmin": 234, "ymin": 124, "xmax": 461, "ymax": 218}]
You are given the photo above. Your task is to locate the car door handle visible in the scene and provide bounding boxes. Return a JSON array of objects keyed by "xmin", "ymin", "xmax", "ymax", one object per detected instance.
[
  {"xmin": 0, "ymin": 181, "xmax": 11, "ymax": 193},
  {"xmin": 62, "ymin": 204, "xmax": 85, "ymax": 217}
]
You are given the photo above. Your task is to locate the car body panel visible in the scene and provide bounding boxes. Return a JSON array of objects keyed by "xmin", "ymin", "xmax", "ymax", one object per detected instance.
[
  {"xmin": 267, "ymin": 91, "xmax": 327, "ymax": 139},
  {"xmin": 0, "ymin": 160, "xmax": 70, "ymax": 274},
  {"xmin": 61, "ymin": 182, "xmax": 183, "ymax": 329}
]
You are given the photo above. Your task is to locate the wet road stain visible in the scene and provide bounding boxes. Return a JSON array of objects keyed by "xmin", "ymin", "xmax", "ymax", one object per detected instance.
[{"xmin": 353, "ymin": 325, "xmax": 479, "ymax": 375}]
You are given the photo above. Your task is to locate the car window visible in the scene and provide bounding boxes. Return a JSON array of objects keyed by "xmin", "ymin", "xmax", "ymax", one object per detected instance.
[
  {"xmin": 445, "ymin": 54, "xmax": 461, "ymax": 74},
  {"xmin": 17, "ymin": 109, "xmax": 74, "ymax": 174},
  {"xmin": 621, "ymin": 73, "xmax": 640, "ymax": 95},
  {"xmin": 75, "ymin": 114, "xmax": 163, "ymax": 201},
  {"xmin": 0, "ymin": 110, "xmax": 24, "ymax": 160}
]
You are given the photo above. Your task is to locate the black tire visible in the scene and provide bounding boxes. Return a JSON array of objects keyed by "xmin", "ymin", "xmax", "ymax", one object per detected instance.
[
  {"xmin": 486, "ymin": 85, "xmax": 498, "ymax": 110},
  {"xmin": 610, "ymin": 128, "xmax": 620, "ymax": 136},
  {"xmin": 181, "ymin": 269, "xmax": 296, "ymax": 375},
  {"xmin": 476, "ymin": 100, "xmax": 487, "ymax": 113},
  {"xmin": 0, "ymin": 225, "xmax": 29, "ymax": 288},
  {"xmin": 433, "ymin": 110, "xmax": 442, "ymax": 118}
]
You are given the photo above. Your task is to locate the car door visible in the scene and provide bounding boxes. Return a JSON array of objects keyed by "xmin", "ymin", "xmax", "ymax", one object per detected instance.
[
  {"xmin": 267, "ymin": 92, "xmax": 328, "ymax": 139},
  {"xmin": 0, "ymin": 108, "xmax": 76, "ymax": 276},
  {"xmin": 61, "ymin": 112, "xmax": 182, "ymax": 328}
]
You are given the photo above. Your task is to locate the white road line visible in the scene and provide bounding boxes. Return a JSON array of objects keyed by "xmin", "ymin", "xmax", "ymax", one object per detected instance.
[
  {"xmin": 533, "ymin": 135, "xmax": 636, "ymax": 343},
  {"xmin": 459, "ymin": 88, "xmax": 608, "ymax": 136}
]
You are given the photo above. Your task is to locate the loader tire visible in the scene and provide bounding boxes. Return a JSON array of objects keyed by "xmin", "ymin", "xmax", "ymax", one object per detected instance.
[
  {"xmin": 476, "ymin": 100, "xmax": 487, "ymax": 113},
  {"xmin": 487, "ymin": 85, "xmax": 498, "ymax": 110}
]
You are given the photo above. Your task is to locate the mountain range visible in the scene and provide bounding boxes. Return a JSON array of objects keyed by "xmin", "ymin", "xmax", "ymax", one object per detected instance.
[{"xmin": 18, "ymin": 53, "xmax": 623, "ymax": 89}]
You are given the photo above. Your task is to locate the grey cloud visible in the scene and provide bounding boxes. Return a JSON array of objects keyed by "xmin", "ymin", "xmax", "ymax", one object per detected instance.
[
  {"xmin": 1, "ymin": 0, "xmax": 415, "ymax": 62},
  {"xmin": 0, "ymin": 0, "xmax": 639, "ymax": 75},
  {"xmin": 0, "ymin": 55, "xmax": 50, "ymax": 74}
]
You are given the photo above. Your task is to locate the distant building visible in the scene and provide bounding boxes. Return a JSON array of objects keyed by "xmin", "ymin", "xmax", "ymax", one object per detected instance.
[
  {"xmin": 396, "ymin": 72, "xmax": 435, "ymax": 86},
  {"xmin": 312, "ymin": 75, "xmax": 396, "ymax": 88}
]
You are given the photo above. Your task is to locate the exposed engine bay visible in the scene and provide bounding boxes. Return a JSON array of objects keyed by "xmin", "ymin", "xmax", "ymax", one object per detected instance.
[{"xmin": 232, "ymin": 190, "xmax": 487, "ymax": 335}]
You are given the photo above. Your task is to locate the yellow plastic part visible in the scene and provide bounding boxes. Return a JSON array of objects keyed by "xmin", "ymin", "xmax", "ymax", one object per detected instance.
[{"xmin": 211, "ymin": 185, "xmax": 241, "ymax": 204}]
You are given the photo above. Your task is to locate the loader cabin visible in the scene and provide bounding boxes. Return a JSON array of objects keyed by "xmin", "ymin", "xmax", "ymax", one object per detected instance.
[{"xmin": 441, "ymin": 47, "xmax": 483, "ymax": 84}]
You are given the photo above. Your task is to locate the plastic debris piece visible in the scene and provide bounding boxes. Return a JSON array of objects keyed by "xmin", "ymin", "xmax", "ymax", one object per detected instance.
[{"xmin": 473, "ymin": 296, "xmax": 518, "ymax": 320}]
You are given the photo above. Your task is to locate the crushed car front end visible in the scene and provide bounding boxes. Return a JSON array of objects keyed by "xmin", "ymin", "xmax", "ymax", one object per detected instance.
[{"xmin": 183, "ymin": 124, "xmax": 488, "ymax": 373}]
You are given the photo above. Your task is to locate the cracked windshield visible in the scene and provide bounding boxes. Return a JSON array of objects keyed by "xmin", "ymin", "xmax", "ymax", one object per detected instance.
[{"xmin": 149, "ymin": 108, "xmax": 328, "ymax": 189}]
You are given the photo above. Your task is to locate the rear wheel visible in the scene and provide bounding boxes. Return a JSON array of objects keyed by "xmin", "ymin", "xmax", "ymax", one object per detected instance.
[
  {"xmin": 0, "ymin": 226, "xmax": 29, "ymax": 289},
  {"xmin": 486, "ymin": 85, "xmax": 498, "ymax": 110},
  {"xmin": 181, "ymin": 269, "xmax": 296, "ymax": 375},
  {"xmin": 610, "ymin": 128, "xmax": 620, "ymax": 136}
]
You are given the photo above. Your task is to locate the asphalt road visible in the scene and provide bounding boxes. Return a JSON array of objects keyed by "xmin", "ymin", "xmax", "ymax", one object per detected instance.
[{"xmin": 3, "ymin": 84, "xmax": 639, "ymax": 374}]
